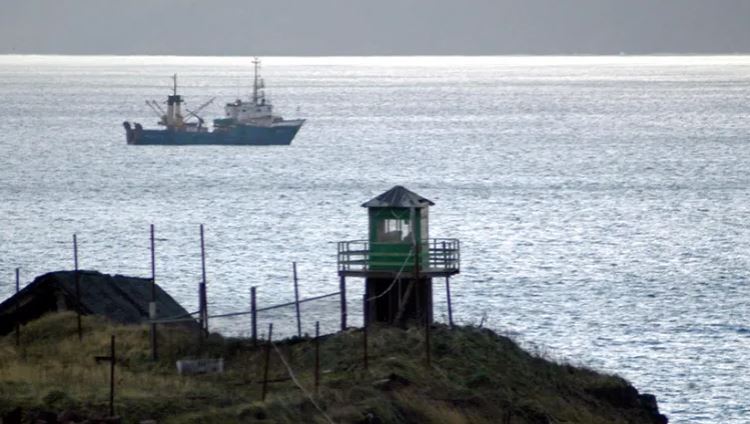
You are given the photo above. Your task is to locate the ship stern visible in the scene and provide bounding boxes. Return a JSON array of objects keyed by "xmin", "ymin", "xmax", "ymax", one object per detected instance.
[{"xmin": 123, "ymin": 121, "xmax": 142, "ymax": 145}]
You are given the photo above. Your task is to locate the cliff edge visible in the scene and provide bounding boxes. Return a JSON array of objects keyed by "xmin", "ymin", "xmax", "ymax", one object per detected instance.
[{"xmin": 0, "ymin": 312, "xmax": 667, "ymax": 423}]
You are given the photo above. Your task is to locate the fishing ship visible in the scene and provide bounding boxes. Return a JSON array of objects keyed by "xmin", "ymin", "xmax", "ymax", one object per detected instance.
[{"xmin": 123, "ymin": 58, "xmax": 304, "ymax": 145}]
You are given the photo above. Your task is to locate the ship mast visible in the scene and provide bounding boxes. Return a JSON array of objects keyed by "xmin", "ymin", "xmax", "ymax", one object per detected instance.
[
  {"xmin": 251, "ymin": 57, "xmax": 266, "ymax": 106},
  {"xmin": 165, "ymin": 73, "xmax": 184, "ymax": 128},
  {"xmin": 252, "ymin": 57, "xmax": 260, "ymax": 105}
]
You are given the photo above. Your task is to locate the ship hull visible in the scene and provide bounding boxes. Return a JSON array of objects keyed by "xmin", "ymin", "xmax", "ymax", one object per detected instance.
[{"xmin": 124, "ymin": 120, "xmax": 304, "ymax": 145}]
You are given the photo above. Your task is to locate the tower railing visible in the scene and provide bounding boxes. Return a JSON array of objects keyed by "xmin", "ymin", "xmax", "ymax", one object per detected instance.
[{"xmin": 337, "ymin": 238, "xmax": 460, "ymax": 274}]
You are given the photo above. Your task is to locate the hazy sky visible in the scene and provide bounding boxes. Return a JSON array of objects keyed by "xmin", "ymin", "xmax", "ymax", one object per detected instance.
[{"xmin": 1, "ymin": 0, "xmax": 749, "ymax": 55}]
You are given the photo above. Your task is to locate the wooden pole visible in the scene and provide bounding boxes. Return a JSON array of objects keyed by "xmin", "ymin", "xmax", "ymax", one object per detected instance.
[
  {"xmin": 200, "ymin": 224, "xmax": 207, "ymax": 285},
  {"xmin": 150, "ymin": 224, "xmax": 158, "ymax": 361},
  {"xmin": 415, "ymin": 242, "xmax": 431, "ymax": 366},
  {"xmin": 262, "ymin": 323, "xmax": 273, "ymax": 401},
  {"xmin": 251, "ymin": 286, "xmax": 257, "ymax": 346},
  {"xmin": 199, "ymin": 224, "xmax": 208, "ymax": 335},
  {"xmin": 198, "ymin": 283, "xmax": 205, "ymax": 345},
  {"xmin": 15, "ymin": 268, "xmax": 20, "ymax": 347},
  {"xmin": 363, "ymin": 317, "xmax": 369, "ymax": 370},
  {"xmin": 109, "ymin": 335, "xmax": 115, "ymax": 417},
  {"xmin": 393, "ymin": 280, "xmax": 415, "ymax": 325},
  {"xmin": 94, "ymin": 335, "xmax": 116, "ymax": 417},
  {"xmin": 203, "ymin": 284, "xmax": 208, "ymax": 335},
  {"xmin": 363, "ymin": 292, "xmax": 369, "ymax": 370},
  {"xmin": 339, "ymin": 275, "xmax": 347, "ymax": 331},
  {"xmin": 446, "ymin": 276, "xmax": 453, "ymax": 328},
  {"xmin": 393, "ymin": 244, "xmax": 418, "ymax": 324},
  {"xmin": 414, "ymin": 242, "xmax": 420, "ymax": 315},
  {"xmin": 293, "ymin": 262, "xmax": 301, "ymax": 338},
  {"xmin": 73, "ymin": 234, "xmax": 82, "ymax": 341},
  {"xmin": 314, "ymin": 321, "xmax": 320, "ymax": 395},
  {"xmin": 199, "ymin": 283, "xmax": 207, "ymax": 337},
  {"xmin": 442, "ymin": 240, "xmax": 454, "ymax": 328},
  {"xmin": 425, "ymin": 301, "xmax": 432, "ymax": 367},
  {"xmin": 363, "ymin": 284, "xmax": 370, "ymax": 325},
  {"xmin": 395, "ymin": 279, "xmax": 401, "ymax": 324},
  {"xmin": 150, "ymin": 224, "xmax": 156, "ymax": 302}
]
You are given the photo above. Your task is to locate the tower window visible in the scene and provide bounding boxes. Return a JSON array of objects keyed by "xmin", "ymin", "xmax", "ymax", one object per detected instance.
[{"xmin": 377, "ymin": 219, "xmax": 412, "ymax": 243}]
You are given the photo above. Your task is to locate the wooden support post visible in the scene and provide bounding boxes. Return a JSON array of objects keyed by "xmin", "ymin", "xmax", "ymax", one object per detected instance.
[
  {"xmin": 394, "ymin": 279, "xmax": 401, "ymax": 325},
  {"xmin": 445, "ymin": 276, "xmax": 453, "ymax": 328},
  {"xmin": 150, "ymin": 224, "xmax": 158, "ymax": 361},
  {"xmin": 363, "ymin": 293, "xmax": 369, "ymax": 371},
  {"xmin": 203, "ymin": 284, "xmax": 209, "ymax": 335},
  {"xmin": 415, "ymin": 277, "xmax": 422, "ymax": 321},
  {"xmin": 414, "ymin": 242, "xmax": 431, "ymax": 366},
  {"xmin": 199, "ymin": 283, "xmax": 207, "ymax": 337},
  {"xmin": 387, "ymin": 280, "xmax": 393, "ymax": 323},
  {"xmin": 262, "ymin": 323, "xmax": 273, "ymax": 401},
  {"xmin": 339, "ymin": 275, "xmax": 347, "ymax": 331},
  {"xmin": 394, "ymin": 244, "xmax": 418, "ymax": 325},
  {"xmin": 251, "ymin": 286, "xmax": 257, "ymax": 346},
  {"xmin": 109, "ymin": 335, "xmax": 115, "ymax": 417},
  {"xmin": 150, "ymin": 224, "xmax": 157, "ymax": 302},
  {"xmin": 199, "ymin": 224, "xmax": 208, "ymax": 335},
  {"xmin": 198, "ymin": 283, "xmax": 205, "ymax": 345},
  {"xmin": 363, "ymin": 321, "xmax": 369, "ymax": 370},
  {"xmin": 314, "ymin": 321, "xmax": 320, "ymax": 395},
  {"xmin": 424, "ymin": 299, "xmax": 431, "ymax": 367},
  {"xmin": 94, "ymin": 335, "xmax": 116, "ymax": 417},
  {"xmin": 414, "ymin": 242, "xmax": 420, "ymax": 311},
  {"xmin": 73, "ymin": 234, "xmax": 82, "ymax": 341},
  {"xmin": 293, "ymin": 262, "xmax": 301, "ymax": 338},
  {"xmin": 363, "ymin": 284, "xmax": 370, "ymax": 325},
  {"xmin": 15, "ymin": 268, "xmax": 20, "ymax": 347},
  {"xmin": 393, "ymin": 280, "xmax": 415, "ymax": 325}
]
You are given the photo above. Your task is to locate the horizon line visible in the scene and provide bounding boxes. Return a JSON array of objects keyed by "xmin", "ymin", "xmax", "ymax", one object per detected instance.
[{"xmin": 2, "ymin": 52, "xmax": 750, "ymax": 58}]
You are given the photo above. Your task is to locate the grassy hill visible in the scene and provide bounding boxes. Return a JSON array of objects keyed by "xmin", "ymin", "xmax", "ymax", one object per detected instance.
[{"xmin": 0, "ymin": 312, "xmax": 667, "ymax": 423}]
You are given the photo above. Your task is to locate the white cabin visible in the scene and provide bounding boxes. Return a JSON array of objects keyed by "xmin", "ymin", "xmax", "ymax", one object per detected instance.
[{"xmin": 223, "ymin": 58, "xmax": 284, "ymax": 126}]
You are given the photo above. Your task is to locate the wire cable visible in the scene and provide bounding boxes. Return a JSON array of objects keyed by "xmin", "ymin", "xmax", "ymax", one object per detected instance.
[{"xmin": 271, "ymin": 342, "xmax": 335, "ymax": 424}]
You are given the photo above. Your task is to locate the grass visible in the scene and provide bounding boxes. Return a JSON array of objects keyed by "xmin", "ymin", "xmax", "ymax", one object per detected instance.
[{"xmin": 0, "ymin": 312, "xmax": 663, "ymax": 423}]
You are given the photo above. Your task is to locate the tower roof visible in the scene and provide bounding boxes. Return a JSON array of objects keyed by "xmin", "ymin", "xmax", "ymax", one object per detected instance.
[{"xmin": 362, "ymin": 186, "xmax": 434, "ymax": 208}]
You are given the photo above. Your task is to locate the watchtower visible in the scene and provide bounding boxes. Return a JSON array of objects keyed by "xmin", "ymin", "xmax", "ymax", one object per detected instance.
[{"xmin": 337, "ymin": 186, "xmax": 460, "ymax": 326}]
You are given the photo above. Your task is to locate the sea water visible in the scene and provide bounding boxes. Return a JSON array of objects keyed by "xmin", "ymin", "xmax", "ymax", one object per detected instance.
[{"xmin": 1, "ymin": 55, "xmax": 749, "ymax": 422}]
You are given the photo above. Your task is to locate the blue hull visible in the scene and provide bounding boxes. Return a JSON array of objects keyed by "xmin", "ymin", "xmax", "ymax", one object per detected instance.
[{"xmin": 124, "ymin": 121, "xmax": 303, "ymax": 145}]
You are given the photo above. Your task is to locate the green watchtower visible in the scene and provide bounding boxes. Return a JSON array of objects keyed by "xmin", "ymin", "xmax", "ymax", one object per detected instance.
[
  {"xmin": 365, "ymin": 186, "xmax": 430, "ymax": 271},
  {"xmin": 338, "ymin": 186, "xmax": 460, "ymax": 326}
]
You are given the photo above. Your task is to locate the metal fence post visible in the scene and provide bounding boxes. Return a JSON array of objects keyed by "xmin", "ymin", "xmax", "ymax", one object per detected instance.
[
  {"xmin": 199, "ymin": 224, "xmax": 208, "ymax": 335},
  {"xmin": 363, "ymin": 294, "xmax": 369, "ymax": 371},
  {"xmin": 262, "ymin": 323, "xmax": 274, "ymax": 401},
  {"xmin": 73, "ymin": 234, "xmax": 82, "ymax": 341},
  {"xmin": 314, "ymin": 321, "xmax": 320, "ymax": 395},
  {"xmin": 94, "ymin": 335, "xmax": 116, "ymax": 417},
  {"xmin": 109, "ymin": 335, "xmax": 115, "ymax": 417},
  {"xmin": 251, "ymin": 286, "xmax": 257, "ymax": 346},
  {"xmin": 293, "ymin": 262, "xmax": 301, "ymax": 337},
  {"xmin": 150, "ymin": 224, "xmax": 158, "ymax": 360},
  {"xmin": 339, "ymin": 275, "xmax": 347, "ymax": 330},
  {"xmin": 446, "ymin": 275, "xmax": 453, "ymax": 328},
  {"xmin": 15, "ymin": 268, "xmax": 20, "ymax": 347}
]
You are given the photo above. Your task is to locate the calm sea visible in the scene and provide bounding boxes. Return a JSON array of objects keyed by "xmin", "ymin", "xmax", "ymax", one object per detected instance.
[{"xmin": 1, "ymin": 55, "xmax": 749, "ymax": 422}]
